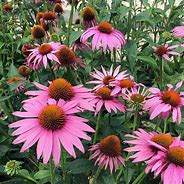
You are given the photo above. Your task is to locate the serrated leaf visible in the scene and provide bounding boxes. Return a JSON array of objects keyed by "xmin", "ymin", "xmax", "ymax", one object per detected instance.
[
  {"xmin": 137, "ymin": 55, "xmax": 158, "ymax": 69},
  {"xmin": 34, "ymin": 170, "xmax": 50, "ymax": 180}
]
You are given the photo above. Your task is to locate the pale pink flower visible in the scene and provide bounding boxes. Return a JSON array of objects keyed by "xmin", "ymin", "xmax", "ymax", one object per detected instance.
[
  {"xmin": 152, "ymin": 44, "xmax": 180, "ymax": 62},
  {"xmin": 24, "ymin": 78, "xmax": 94, "ymax": 112},
  {"xmin": 9, "ymin": 99, "xmax": 95, "ymax": 166},
  {"xmin": 81, "ymin": 22, "xmax": 126, "ymax": 52},
  {"xmin": 89, "ymin": 86, "xmax": 125, "ymax": 115},
  {"xmin": 172, "ymin": 22, "xmax": 184, "ymax": 38},
  {"xmin": 144, "ymin": 81, "xmax": 184, "ymax": 123},
  {"xmin": 88, "ymin": 65, "xmax": 129, "ymax": 90},
  {"xmin": 27, "ymin": 42, "xmax": 61, "ymax": 70},
  {"xmin": 89, "ymin": 135, "xmax": 125, "ymax": 173},
  {"xmin": 145, "ymin": 137, "xmax": 184, "ymax": 184},
  {"xmin": 124, "ymin": 129, "xmax": 175, "ymax": 162}
]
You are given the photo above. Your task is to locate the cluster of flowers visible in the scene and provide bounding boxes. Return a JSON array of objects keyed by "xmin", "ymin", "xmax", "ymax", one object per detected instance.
[{"xmin": 125, "ymin": 129, "xmax": 184, "ymax": 184}]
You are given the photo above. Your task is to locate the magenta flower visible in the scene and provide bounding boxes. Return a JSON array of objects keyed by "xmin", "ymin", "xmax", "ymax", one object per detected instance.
[
  {"xmin": 24, "ymin": 78, "xmax": 94, "ymax": 111},
  {"xmin": 9, "ymin": 99, "xmax": 94, "ymax": 166},
  {"xmin": 172, "ymin": 22, "xmax": 184, "ymax": 38},
  {"xmin": 144, "ymin": 81, "xmax": 184, "ymax": 123},
  {"xmin": 88, "ymin": 65, "xmax": 129, "ymax": 90},
  {"xmin": 72, "ymin": 38, "xmax": 90, "ymax": 52},
  {"xmin": 145, "ymin": 137, "xmax": 184, "ymax": 184},
  {"xmin": 89, "ymin": 87, "xmax": 125, "ymax": 115},
  {"xmin": 27, "ymin": 42, "xmax": 61, "ymax": 70},
  {"xmin": 89, "ymin": 135, "xmax": 125, "ymax": 173},
  {"xmin": 152, "ymin": 44, "xmax": 180, "ymax": 62},
  {"xmin": 124, "ymin": 129, "xmax": 175, "ymax": 162},
  {"xmin": 81, "ymin": 22, "xmax": 126, "ymax": 52}
]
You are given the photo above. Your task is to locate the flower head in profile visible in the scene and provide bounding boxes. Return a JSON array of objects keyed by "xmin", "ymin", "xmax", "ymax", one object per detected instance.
[
  {"xmin": 72, "ymin": 37, "xmax": 90, "ymax": 52},
  {"xmin": 42, "ymin": 11, "xmax": 58, "ymax": 23},
  {"xmin": 27, "ymin": 42, "xmax": 61, "ymax": 70},
  {"xmin": 81, "ymin": 22, "xmax": 126, "ymax": 52},
  {"xmin": 54, "ymin": 3, "xmax": 64, "ymax": 14},
  {"xmin": 9, "ymin": 99, "xmax": 95, "ymax": 166},
  {"xmin": 18, "ymin": 65, "xmax": 30, "ymax": 78},
  {"xmin": 7, "ymin": 77, "xmax": 26, "ymax": 93},
  {"xmin": 144, "ymin": 81, "xmax": 184, "ymax": 123},
  {"xmin": 89, "ymin": 135, "xmax": 125, "ymax": 173},
  {"xmin": 172, "ymin": 22, "xmax": 184, "ymax": 38},
  {"xmin": 89, "ymin": 87, "xmax": 125, "ymax": 115},
  {"xmin": 55, "ymin": 46, "xmax": 77, "ymax": 67},
  {"xmin": 88, "ymin": 65, "xmax": 129, "ymax": 90},
  {"xmin": 82, "ymin": 6, "xmax": 97, "ymax": 29},
  {"xmin": 152, "ymin": 44, "xmax": 180, "ymax": 62},
  {"xmin": 124, "ymin": 129, "xmax": 175, "ymax": 162},
  {"xmin": 123, "ymin": 85, "xmax": 149, "ymax": 111},
  {"xmin": 3, "ymin": 3, "xmax": 13, "ymax": 13},
  {"xmin": 31, "ymin": 25, "xmax": 46, "ymax": 40},
  {"xmin": 21, "ymin": 43, "xmax": 35, "ymax": 57},
  {"xmin": 145, "ymin": 137, "xmax": 184, "ymax": 184},
  {"xmin": 24, "ymin": 78, "xmax": 94, "ymax": 111}
]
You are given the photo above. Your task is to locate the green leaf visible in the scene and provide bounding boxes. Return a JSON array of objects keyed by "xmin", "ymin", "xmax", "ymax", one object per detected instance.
[
  {"xmin": 8, "ymin": 63, "xmax": 18, "ymax": 78},
  {"xmin": 134, "ymin": 11, "xmax": 155, "ymax": 25},
  {"xmin": 69, "ymin": 31, "xmax": 83, "ymax": 46},
  {"xmin": 137, "ymin": 55, "xmax": 158, "ymax": 69},
  {"xmin": 0, "ymin": 145, "xmax": 9, "ymax": 158},
  {"xmin": 34, "ymin": 170, "xmax": 50, "ymax": 180},
  {"xmin": 67, "ymin": 159, "xmax": 94, "ymax": 174},
  {"xmin": 0, "ymin": 95, "xmax": 12, "ymax": 102}
]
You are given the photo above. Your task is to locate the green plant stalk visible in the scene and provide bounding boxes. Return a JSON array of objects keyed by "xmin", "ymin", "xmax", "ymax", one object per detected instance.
[
  {"xmin": 61, "ymin": 147, "xmax": 67, "ymax": 184},
  {"xmin": 113, "ymin": 48, "xmax": 116, "ymax": 63},
  {"xmin": 165, "ymin": 0, "xmax": 176, "ymax": 28},
  {"xmin": 163, "ymin": 119, "xmax": 167, "ymax": 133},
  {"xmin": 127, "ymin": 0, "xmax": 133, "ymax": 40},
  {"xmin": 159, "ymin": 58, "xmax": 163, "ymax": 90},
  {"xmin": 91, "ymin": 166, "xmax": 102, "ymax": 184},
  {"xmin": 49, "ymin": 159, "xmax": 55, "ymax": 184},
  {"xmin": 133, "ymin": 110, "xmax": 138, "ymax": 131},
  {"xmin": 17, "ymin": 174, "xmax": 38, "ymax": 184},
  {"xmin": 93, "ymin": 111, "xmax": 102, "ymax": 144},
  {"xmin": 67, "ymin": 0, "xmax": 75, "ymax": 46},
  {"xmin": 48, "ymin": 61, "xmax": 56, "ymax": 79},
  {"xmin": 132, "ymin": 171, "xmax": 145, "ymax": 184}
]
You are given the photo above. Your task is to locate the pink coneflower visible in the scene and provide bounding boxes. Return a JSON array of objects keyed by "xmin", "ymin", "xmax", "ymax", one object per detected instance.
[
  {"xmin": 89, "ymin": 87, "xmax": 125, "ymax": 115},
  {"xmin": 172, "ymin": 22, "xmax": 184, "ymax": 38},
  {"xmin": 81, "ymin": 22, "xmax": 126, "ymax": 52},
  {"xmin": 88, "ymin": 65, "xmax": 129, "ymax": 90},
  {"xmin": 42, "ymin": 11, "xmax": 58, "ymax": 23},
  {"xmin": 24, "ymin": 78, "xmax": 94, "ymax": 111},
  {"xmin": 152, "ymin": 44, "xmax": 180, "ymax": 62},
  {"xmin": 72, "ymin": 38, "xmax": 90, "ymax": 52},
  {"xmin": 3, "ymin": 4, "xmax": 13, "ymax": 13},
  {"xmin": 27, "ymin": 42, "xmax": 61, "ymax": 70},
  {"xmin": 9, "ymin": 99, "xmax": 95, "ymax": 166},
  {"xmin": 123, "ymin": 85, "xmax": 149, "ymax": 110},
  {"xmin": 111, "ymin": 78, "xmax": 137, "ymax": 96},
  {"xmin": 82, "ymin": 6, "xmax": 97, "ymax": 29},
  {"xmin": 124, "ymin": 129, "xmax": 175, "ymax": 162},
  {"xmin": 89, "ymin": 135, "xmax": 125, "ymax": 173},
  {"xmin": 145, "ymin": 137, "xmax": 184, "ymax": 184},
  {"xmin": 144, "ymin": 81, "xmax": 184, "ymax": 123}
]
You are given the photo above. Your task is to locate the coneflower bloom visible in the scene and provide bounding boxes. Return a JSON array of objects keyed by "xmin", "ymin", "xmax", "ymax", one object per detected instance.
[
  {"xmin": 82, "ymin": 6, "xmax": 97, "ymax": 29},
  {"xmin": 3, "ymin": 3, "xmax": 13, "ymax": 13},
  {"xmin": 42, "ymin": 11, "xmax": 58, "ymax": 23},
  {"xmin": 111, "ymin": 78, "xmax": 137, "ymax": 96},
  {"xmin": 54, "ymin": 3, "xmax": 64, "ymax": 14},
  {"xmin": 123, "ymin": 85, "xmax": 149, "ymax": 110},
  {"xmin": 88, "ymin": 65, "xmax": 129, "ymax": 90},
  {"xmin": 21, "ymin": 43, "xmax": 35, "ymax": 57},
  {"xmin": 81, "ymin": 22, "xmax": 126, "ymax": 52},
  {"xmin": 9, "ymin": 99, "xmax": 95, "ymax": 166},
  {"xmin": 89, "ymin": 87, "xmax": 125, "ymax": 115},
  {"xmin": 55, "ymin": 46, "xmax": 77, "ymax": 67},
  {"xmin": 152, "ymin": 44, "xmax": 180, "ymax": 62},
  {"xmin": 72, "ymin": 38, "xmax": 90, "ymax": 52},
  {"xmin": 36, "ymin": 12, "xmax": 44, "ymax": 23},
  {"xmin": 172, "ymin": 22, "xmax": 184, "ymax": 38},
  {"xmin": 24, "ymin": 78, "xmax": 94, "ymax": 111},
  {"xmin": 18, "ymin": 65, "xmax": 30, "ymax": 78},
  {"xmin": 124, "ymin": 129, "xmax": 175, "ymax": 162},
  {"xmin": 89, "ymin": 135, "xmax": 125, "ymax": 173},
  {"xmin": 31, "ymin": 25, "xmax": 45, "ymax": 40},
  {"xmin": 27, "ymin": 42, "xmax": 61, "ymax": 69},
  {"xmin": 145, "ymin": 137, "xmax": 184, "ymax": 184},
  {"xmin": 144, "ymin": 81, "xmax": 184, "ymax": 123}
]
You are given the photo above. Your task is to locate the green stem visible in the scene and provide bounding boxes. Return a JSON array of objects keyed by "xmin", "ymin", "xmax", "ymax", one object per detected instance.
[
  {"xmin": 48, "ymin": 61, "xmax": 56, "ymax": 79},
  {"xmin": 132, "ymin": 171, "xmax": 145, "ymax": 184},
  {"xmin": 18, "ymin": 174, "xmax": 38, "ymax": 184},
  {"xmin": 61, "ymin": 147, "xmax": 67, "ymax": 184},
  {"xmin": 165, "ymin": 0, "xmax": 176, "ymax": 28},
  {"xmin": 127, "ymin": 0, "xmax": 133, "ymax": 41},
  {"xmin": 155, "ymin": 117, "xmax": 162, "ymax": 131},
  {"xmin": 67, "ymin": 0, "xmax": 75, "ymax": 46},
  {"xmin": 159, "ymin": 58, "xmax": 163, "ymax": 90},
  {"xmin": 163, "ymin": 119, "xmax": 167, "ymax": 133},
  {"xmin": 113, "ymin": 48, "xmax": 116, "ymax": 63},
  {"xmin": 91, "ymin": 166, "xmax": 102, "ymax": 184},
  {"xmin": 49, "ymin": 159, "xmax": 55, "ymax": 184},
  {"xmin": 116, "ymin": 168, "xmax": 123, "ymax": 182},
  {"xmin": 133, "ymin": 110, "xmax": 138, "ymax": 131},
  {"xmin": 93, "ymin": 111, "xmax": 102, "ymax": 144}
]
